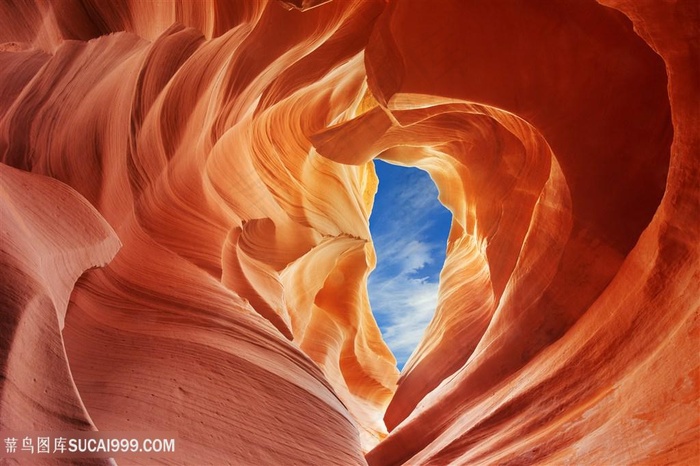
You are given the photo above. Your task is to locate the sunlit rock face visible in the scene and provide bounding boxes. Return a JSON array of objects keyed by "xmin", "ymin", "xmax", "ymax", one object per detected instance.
[{"xmin": 1, "ymin": 0, "xmax": 697, "ymax": 465}]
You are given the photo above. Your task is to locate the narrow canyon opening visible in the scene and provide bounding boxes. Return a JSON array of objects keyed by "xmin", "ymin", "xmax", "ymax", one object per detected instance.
[
  {"xmin": 368, "ymin": 159, "xmax": 452, "ymax": 370},
  {"xmin": 2, "ymin": 0, "xmax": 695, "ymax": 464}
]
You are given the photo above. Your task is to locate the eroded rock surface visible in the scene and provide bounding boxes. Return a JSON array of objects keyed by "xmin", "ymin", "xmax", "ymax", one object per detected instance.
[{"xmin": 1, "ymin": 0, "xmax": 697, "ymax": 464}]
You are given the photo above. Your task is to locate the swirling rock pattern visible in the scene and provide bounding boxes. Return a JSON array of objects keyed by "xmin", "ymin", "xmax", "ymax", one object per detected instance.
[
  {"xmin": 0, "ymin": 0, "xmax": 697, "ymax": 464},
  {"xmin": 1, "ymin": 164, "xmax": 119, "ymax": 445}
]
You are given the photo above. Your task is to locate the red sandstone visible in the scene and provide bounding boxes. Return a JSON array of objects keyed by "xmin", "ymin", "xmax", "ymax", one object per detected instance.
[{"xmin": 1, "ymin": 1, "xmax": 697, "ymax": 464}]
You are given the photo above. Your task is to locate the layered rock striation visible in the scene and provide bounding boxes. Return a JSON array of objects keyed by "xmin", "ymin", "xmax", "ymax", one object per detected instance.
[{"xmin": 1, "ymin": 0, "xmax": 697, "ymax": 464}]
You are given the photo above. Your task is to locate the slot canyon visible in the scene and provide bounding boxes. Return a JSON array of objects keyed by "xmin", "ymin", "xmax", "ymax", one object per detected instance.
[{"xmin": 1, "ymin": 0, "xmax": 698, "ymax": 464}]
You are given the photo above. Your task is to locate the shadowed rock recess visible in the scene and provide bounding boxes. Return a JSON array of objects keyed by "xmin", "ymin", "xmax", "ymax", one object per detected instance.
[{"xmin": 0, "ymin": 0, "xmax": 698, "ymax": 464}]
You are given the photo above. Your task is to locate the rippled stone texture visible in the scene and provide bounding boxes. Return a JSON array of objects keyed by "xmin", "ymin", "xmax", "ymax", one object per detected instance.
[{"xmin": 0, "ymin": 0, "xmax": 697, "ymax": 464}]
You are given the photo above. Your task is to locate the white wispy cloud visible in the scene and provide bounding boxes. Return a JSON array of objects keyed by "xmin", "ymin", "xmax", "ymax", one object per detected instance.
[
  {"xmin": 369, "ymin": 273, "xmax": 440, "ymax": 363},
  {"xmin": 376, "ymin": 239, "xmax": 433, "ymax": 274},
  {"xmin": 368, "ymin": 163, "xmax": 450, "ymax": 368}
]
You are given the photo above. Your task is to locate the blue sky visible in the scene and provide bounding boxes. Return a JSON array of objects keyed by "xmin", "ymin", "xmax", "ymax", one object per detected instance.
[{"xmin": 368, "ymin": 159, "xmax": 452, "ymax": 370}]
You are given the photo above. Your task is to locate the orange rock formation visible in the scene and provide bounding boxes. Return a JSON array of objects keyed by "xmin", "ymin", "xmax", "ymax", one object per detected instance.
[{"xmin": 1, "ymin": 0, "xmax": 697, "ymax": 464}]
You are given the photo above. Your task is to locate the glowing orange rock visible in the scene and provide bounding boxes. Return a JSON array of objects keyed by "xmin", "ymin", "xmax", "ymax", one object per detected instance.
[
  {"xmin": 0, "ymin": 0, "xmax": 697, "ymax": 464},
  {"xmin": 1, "ymin": 0, "xmax": 393, "ymax": 461},
  {"xmin": 356, "ymin": 0, "xmax": 698, "ymax": 464}
]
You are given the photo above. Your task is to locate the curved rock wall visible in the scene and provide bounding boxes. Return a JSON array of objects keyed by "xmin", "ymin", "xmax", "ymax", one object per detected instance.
[
  {"xmin": 1, "ymin": 0, "xmax": 697, "ymax": 464},
  {"xmin": 1, "ymin": 0, "xmax": 395, "ymax": 462}
]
